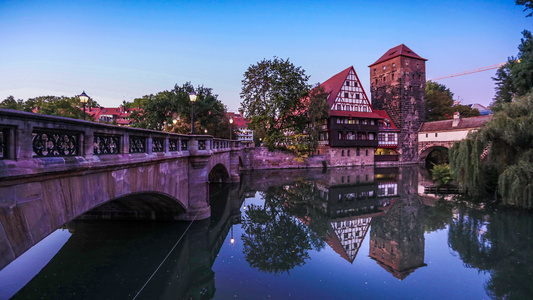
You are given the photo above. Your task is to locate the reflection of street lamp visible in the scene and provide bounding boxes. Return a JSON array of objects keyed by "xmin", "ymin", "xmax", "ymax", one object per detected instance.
[
  {"xmin": 79, "ymin": 91, "xmax": 89, "ymax": 120},
  {"xmin": 230, "ymin": 226, "xmax": 234, "ymax": 244},
  {"xmin": 189, "ymin": 92, "xmax": 197, "ymax": 134},
  {"xmin": 229, "ymin": 117, "xmax": 234, "ymax": 140}
]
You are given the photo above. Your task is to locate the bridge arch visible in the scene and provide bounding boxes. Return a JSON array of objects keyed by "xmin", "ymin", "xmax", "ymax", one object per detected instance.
[
  {"xmin": 79, "ymin": 191, "xmax": 187, "ymax": 220},
  {"xmin": 209, "ymin": 163, "xmax": 231, "ymax": 183},
  {"xmin": 419, "ymin": 143, "xmax": 453, "ymax": 165}
]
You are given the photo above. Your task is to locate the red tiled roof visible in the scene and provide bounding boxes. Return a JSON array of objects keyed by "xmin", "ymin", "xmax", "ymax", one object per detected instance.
[
  {"xmin": 227, "ymin": 112, "xmax": 249, "ymax": 128},
  {"xmin": 369, "ymin": 44, "xmax": 427, "ymax": 67},
  {"xmin": 320, "ymin": 66, "xmax": 352, "ymax": 107},
  {"xmin": 329, "ymin": 110, "xmax": 383, "ymax": 119},
  {"xmin": 373, "ymin": 110, "xmax": 400, "ymax": 131},
  {"xmin": 420, "ymin": 115, "xmax": 492, "ymax": 132}
]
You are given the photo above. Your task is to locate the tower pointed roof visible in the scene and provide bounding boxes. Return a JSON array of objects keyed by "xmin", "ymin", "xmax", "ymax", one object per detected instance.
[{"xmin": 369, "ymin": 44, "xmax": 427, "ymax": 67}]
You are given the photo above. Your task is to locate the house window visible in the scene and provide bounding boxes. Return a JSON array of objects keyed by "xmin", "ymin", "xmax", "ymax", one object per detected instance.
[
  {"xmin": 366, "ymin": 149, "xmax": 369, "ymax": 156},
  {"xmin": 356, "ymin": 94, "xmax": 360, "ymax": 99},
  {"xmin": 346, "ymin": 80, "xmax": 350, "ymax": 86},
  {"xmin": 371, "ymin": 120, "xmax": 375, "ymax": 125},
  {"xmin": 347, "ymin": 150, "xmax": 350, "ymax": 156},
  {"xmin": 342, "ymin": 150, "xmax": 344, "ymax": 157},
  {"xmin": 356, "ymin": 148, "xmax": 360, "ymax": 156},
  {"xmin": 354, "ymin": 82, "xmax": 358, "ymax": 87},
  {"xmin": 435, "ymin": 133, "xmax": 438, "ymax": 137},
  {"xmin": 344, "ymin": 92, "xmax": 349, "ymax": 98},
  {"xmin": 337, "ymin": 104, "xmax": 341, "ymax": 110}
]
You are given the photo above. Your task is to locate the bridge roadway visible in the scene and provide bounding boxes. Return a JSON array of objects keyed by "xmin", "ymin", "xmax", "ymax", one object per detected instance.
[{"xmin": 0, "ymin": 108, "xmax": 247, "ymax": 270}]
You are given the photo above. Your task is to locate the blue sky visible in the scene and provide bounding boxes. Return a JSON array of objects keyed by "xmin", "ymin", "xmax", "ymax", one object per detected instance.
[{"xmin": 0, "ymin": 0, "xmax": 530, "ymax": 111}]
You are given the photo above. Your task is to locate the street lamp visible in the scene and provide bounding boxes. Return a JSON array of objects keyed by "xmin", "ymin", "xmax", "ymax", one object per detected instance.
[
  {"xmin": 189, "ymin": 92, "xmax": 197, "ymax": 134},
  {"xmin": 229, "ymin": 117, "xmax": 234, "ymax": 140},
  {"xmin": 204, "ymin": 128, "xmax": 208, "ymax": 134},
  {"xmin": 79, "ymin": 91, "xmax": 89, "ymax": 120}
]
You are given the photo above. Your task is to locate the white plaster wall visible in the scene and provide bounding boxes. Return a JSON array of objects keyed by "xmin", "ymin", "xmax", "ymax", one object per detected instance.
[{"xmin": 418, "ymin": 129, "xmax": 470, "ymax": 142}]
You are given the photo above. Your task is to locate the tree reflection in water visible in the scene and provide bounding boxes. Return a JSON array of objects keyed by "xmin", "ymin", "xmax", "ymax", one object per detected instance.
[
  {"xmin": 241, "ymin": 181, "xmax": 328, "ymax": 275},
  {"xmin": 447, "ymin": 202, "xmax": 533, "ymax": 299}
]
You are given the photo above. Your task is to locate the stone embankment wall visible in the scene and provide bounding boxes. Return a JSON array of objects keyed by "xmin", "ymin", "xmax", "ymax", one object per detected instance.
[{"xmin": 241, "ymin": 146, "xmax": 374, "ymax": 170}]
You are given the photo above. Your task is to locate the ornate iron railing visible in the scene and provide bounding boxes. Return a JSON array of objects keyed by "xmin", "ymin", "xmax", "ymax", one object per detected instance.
[
  {"xmin": 129, "ymin": 136, "xmax": 146, "ymax": 153},
  {"xmin": 152, "ymin": 138, "xmax": 164, "ymax": 153},
  {"xmin": 32, "ymin": 130, "xmax": 79, "ymax": 157},
  {"xmin": 169, "ymin": 139, "xmax": 178, "ymax": 152},
  {"xmin": 93, "ymin": 134, "xmax": 120, "ymax": 155},
  {"xmin": 198, "ymin": 140, "xmax": 206, "ymax": 150}
]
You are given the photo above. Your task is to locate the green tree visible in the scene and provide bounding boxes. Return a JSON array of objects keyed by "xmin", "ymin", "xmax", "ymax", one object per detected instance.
[
  {"xmin": 425, "ymin": 81, "xmax": 480, "ymax": 121},
  {"xmin": 492, "ymin": 30, "xmax": 533, "ymax": 110},
  {"xmin": 129, "ymin": 83, "xmax": 231, "ymax": 138},
  {"xmin": 517, "ymin": 0, "xmax": 533, "ymax": 17},
  {"xmin": 425, "ymin": 81, "xmax": 454, "ymax": 121},
  {"xmin": 240, "ymin": 57, "xmax": 312, "ymax": 150},
  {"xmin": 0, "ymin": 96, "xmax": 25, "ymax": 110},
  {"xmin": 450, "ymin": 92, "xmax": 533, "ymax": 208}
]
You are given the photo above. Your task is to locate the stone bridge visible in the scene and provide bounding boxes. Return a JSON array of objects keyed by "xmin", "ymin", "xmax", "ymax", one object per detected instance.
[
  {"xmin": 418, "ymin": 140, "xmax": 455, "ymax": 163},
  {"xmin": 0, "ymin": 109, "xmax": 248, "ymax": 270}
]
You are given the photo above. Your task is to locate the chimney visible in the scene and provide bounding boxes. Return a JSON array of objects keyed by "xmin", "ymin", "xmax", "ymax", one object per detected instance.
[{"xmin": 452, "ymin": 111, "xmax": 460, "ymax": 127}]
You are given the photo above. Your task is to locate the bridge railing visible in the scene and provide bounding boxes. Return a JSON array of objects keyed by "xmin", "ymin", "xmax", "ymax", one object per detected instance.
[{"xmin": 0, "ymin": 109, "xmax": 237, "ymax": 178}]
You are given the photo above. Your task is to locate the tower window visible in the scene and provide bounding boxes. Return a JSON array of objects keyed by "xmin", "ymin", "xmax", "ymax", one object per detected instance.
[
  {"xmin": 392, "ymin": 63, "xmax": 396, "ymax": 68},
  {"xmin": 383, "ymin": 66, "xmax": 386, "ymax": 71},
  {"xmin": 374, "ymin": 69, "xmax": 377, "ymax": 74}
]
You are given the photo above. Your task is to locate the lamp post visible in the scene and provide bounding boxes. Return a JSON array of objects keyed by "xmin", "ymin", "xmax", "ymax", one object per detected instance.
[
  {"xmin": 229, "ymin": 117, "xmax": 234, "ymax": 140},
  {"xmin": 79, "ymin": 91, "xmax": 89, "ymax": 120},
  {"xmin": 189, "ymin": 92, "xmax": 197, "ymax": 134}
]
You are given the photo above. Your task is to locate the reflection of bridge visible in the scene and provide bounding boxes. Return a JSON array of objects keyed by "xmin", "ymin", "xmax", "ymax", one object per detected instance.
[
  {"xmin": 10, "ymin": 184, "xmax": 243, "ymax": 299},
  {"xmin": 0, "ymin": 109, "xmax": 245, "ymax": 270}
]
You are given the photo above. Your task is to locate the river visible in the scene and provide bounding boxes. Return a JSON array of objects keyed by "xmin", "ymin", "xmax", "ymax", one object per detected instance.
[{"xmin": 1, "ymin": 166, "xmax": 532, "ymax": 299}]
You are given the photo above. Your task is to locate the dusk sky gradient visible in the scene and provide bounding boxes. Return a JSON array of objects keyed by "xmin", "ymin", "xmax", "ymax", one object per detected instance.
[{"xmin": 1, "ymin": 0, "xmax": 531, "ymax": 111}]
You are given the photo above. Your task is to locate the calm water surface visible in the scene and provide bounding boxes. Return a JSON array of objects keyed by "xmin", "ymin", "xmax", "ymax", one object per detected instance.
[{"xmin": 1, "ymin": 167, "xmax": 532, "ymax": 299}]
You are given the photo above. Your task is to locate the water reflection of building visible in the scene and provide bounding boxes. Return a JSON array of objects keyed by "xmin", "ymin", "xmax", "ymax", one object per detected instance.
[
  {"xmin": 369, "ymin": 167, "xmax": 427, "ymax": 280},
  {"xmin": 316, "ymin": 169, "xmax": 399, "ymax": 263}
]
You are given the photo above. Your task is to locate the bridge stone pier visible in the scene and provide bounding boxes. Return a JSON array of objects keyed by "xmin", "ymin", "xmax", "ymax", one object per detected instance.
[{"xmin": 0, "ymin": 109, "xmax": 243, "ymax": 270}]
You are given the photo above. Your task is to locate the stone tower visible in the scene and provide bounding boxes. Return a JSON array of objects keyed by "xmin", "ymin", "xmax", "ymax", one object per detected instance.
[{"xmin": 369, "ymin": 44, "xmax": 427, "ymax": 163}]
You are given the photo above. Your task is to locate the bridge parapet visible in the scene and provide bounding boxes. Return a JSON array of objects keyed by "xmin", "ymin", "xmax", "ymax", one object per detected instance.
[{"xmin": 0, "ymin": 109, "xmax": 239, "ymax": 180}]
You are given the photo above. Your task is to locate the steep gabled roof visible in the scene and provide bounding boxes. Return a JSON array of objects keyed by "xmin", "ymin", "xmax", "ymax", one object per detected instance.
[
  {"xmin": 318, "ymin": 66, "xmax": 378, "ymax": 118},
  {"xmin": 320, "ymin": 66, "xmax": 353, "ymax": 106},
  {"xmin": 369, "ymin": 44, "xmax": 427, "ymax": 67}
]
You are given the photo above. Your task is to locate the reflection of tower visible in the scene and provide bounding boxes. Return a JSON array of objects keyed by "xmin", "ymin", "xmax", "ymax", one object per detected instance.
[{"xmin": 369, "ymin": 167, "xmax": 426, "ymax": 279}]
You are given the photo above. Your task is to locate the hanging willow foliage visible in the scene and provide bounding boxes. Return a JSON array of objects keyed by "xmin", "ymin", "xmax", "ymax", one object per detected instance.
[{"xmin": 450, "ymin": 93, "xmax": 533, "ymax": 208}]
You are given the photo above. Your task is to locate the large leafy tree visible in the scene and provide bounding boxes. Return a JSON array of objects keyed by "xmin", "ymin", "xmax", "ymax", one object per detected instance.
[
  {"xmin": 492, "ymin": 30, "xmax": 533, "ymax": 110},
  {"xmin": 425, "ymin": 81, "xmax": 480, "ymax": 121},
  {"xmin": 129, "ymin": 82, "xmax": 231, "ymax": 138},
  {"xmin": 240, "ymin": 57, "xmax": 314, "ymax": 150}
]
